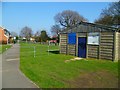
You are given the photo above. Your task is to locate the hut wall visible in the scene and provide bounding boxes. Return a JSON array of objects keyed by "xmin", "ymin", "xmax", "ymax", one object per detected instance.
[
  {"xmin": 100, "ymin": 32, "xmax": 114, "ymax": 60},
  {"xmin": 115, "ymin": 32, "xmax": 120, "ymax": 61},
  {"xmin": 60, "ymin": 34, "xmax": 67, "ymax": 54},
  {"xmin": 60, "ymin": 24, "xmax": 118, "ymax": 62},
  {"xmin": 87, "ymin": 45, "xmax": 99, "ymax": 59},
  {"xmin": 77, "ymin": 33, "xmax": 87, "ymax": 37},
  {"xmin": 118, "ymin": 33, "xmax": 120, "ymax": 60},
  {"xmin": 67, "ymin": 44, "xmax": 76, "ymax": 56}
]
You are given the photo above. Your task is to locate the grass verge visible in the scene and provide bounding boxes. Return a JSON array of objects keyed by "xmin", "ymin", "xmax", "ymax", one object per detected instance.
[
  {"xmin": 20, "ymin": 43, "xmax": 118, "ymax": 88},
  {"xmin": 0, "ymin": 44, "xmax": 12, "ymax": 54}
]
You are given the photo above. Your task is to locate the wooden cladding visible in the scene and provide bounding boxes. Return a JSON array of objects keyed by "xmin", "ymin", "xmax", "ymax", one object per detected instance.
[
  {"xmin": 100, "ymin": 32, "xmax": 114, "ymax": 60},
  {"xmin": 88, "ymin": 45, "xmax": 99, "ymax": 59},
  {"xmin": 78, "ymin": 33, "xmax": 87, "ymax": 37},
  {"xmin": 118, "ymin": 33, "xmax": 120, "ymax": 60},
  {"xmin": 115, "ymin": 32, "xmax": 120, "ymax": 61},
  {"xmin": 60, "ymin": 34, "xmax": 67, "ymax": 54},
  {"xmin": 67, "ymin": 44, "xmax": 76, "ymax": 56},
  {"xmin": 87, "ymin": 32, "xmax": 115, "ymax": 61},
  {"xmin": 60, "ymin": 45, "xmax": 67, "ymax": 54}
]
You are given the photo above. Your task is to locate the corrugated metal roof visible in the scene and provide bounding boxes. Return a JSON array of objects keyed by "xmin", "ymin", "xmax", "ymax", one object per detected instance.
[{"xmin": 60, "ymin": 22, "xmax": 119, "ymax": 34}]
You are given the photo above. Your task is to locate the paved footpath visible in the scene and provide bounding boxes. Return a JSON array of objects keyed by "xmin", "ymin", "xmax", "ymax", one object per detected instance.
[{"xmin": 2, "ymin": 44, "xmax": 38, "ymax": 88}]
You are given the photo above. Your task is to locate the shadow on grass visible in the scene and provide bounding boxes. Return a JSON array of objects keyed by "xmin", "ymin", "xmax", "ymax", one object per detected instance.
[{"xmin": 47, "ymin": 50, "xmax": 60, "ymax": 54}]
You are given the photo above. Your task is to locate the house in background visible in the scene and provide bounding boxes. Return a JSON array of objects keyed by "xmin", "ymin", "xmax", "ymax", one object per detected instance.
[
  {"xmin": 30, "ymin": 37, "xmax": 35, "ymax": 42},
  {"xmin": 0, "ymin": 27, "xmax": 11, "ymax": 44},
  {"xmin": 48, "ymin": 35, "xmax": 58, "ymax": 45}
]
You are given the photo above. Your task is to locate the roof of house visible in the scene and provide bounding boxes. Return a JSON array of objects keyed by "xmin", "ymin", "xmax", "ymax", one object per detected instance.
[
  {"xmin": 0, "ymin": 26, "xmax": 11, "ymax": 35},
  {"xmin": 4, "ymin": 29, "xmax": 11, "ymax": 35},
  {"xmin": 60, "ymin": 21, "xmax": 119, "ymax": 34}
]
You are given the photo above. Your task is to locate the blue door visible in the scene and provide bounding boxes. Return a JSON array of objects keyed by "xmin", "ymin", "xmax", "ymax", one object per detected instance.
[{"xmin": 78, "ymin": 37, "xmax": 87, "ymax": 58}]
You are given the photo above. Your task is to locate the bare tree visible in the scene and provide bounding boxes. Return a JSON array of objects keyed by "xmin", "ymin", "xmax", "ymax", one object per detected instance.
[
  {"xmin": 95, "ymin": 16, "xmax": 113, "ymax": 25},
  {"xmin": 95, "ymin": 2, "xmax": 120, "ymax": 26},
  {"xmin": 101, "ymin": 2, "xmax": 120, "ymax": 17},
  {"xmin": 20, "ymin": 26, "xmax": 33, "ymax": 41},
  {"xmin": 34, "ymin": 30, "xmax": 41, "ymax": 42},
  {"xmin": 51, "ymin": 25, "xmax": 61, "ymax": 43},
  {"xmin": 11, "ymin": 31, "xmax": 18, "ymax": 37},
  {"xmin": 54, "ymin": 10, "xmax": 87, "ymax": 28},
  {"xmin": 34, "ymin": 30, "xmax": 41, "ymax": 37},
  {"xmin": 51, "ymin": 25, "xmax": 61, "ymax": 36}
]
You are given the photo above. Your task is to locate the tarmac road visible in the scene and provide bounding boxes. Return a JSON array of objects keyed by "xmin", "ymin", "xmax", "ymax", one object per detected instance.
[{"xmin": 2, "ymin": 44, "xmax": 38, "ymax": 88}]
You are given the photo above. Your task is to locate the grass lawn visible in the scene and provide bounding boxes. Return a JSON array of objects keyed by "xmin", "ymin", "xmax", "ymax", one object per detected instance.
[
  {"xmin": 20, "ymin": 43, "xmax": 118, "ymax": 88},
  {"xmin": 0, "ymin": 44, "xmax": 12, "ymax": 54}
]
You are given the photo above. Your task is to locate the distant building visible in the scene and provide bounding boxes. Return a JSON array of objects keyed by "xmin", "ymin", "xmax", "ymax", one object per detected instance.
[
  {"xmin": 30, "ymin": 37, "xmax": 35, "ymax": 42},
  {"xmin": 22, "ymin": 37, "xmax": 26, "ymax": 41},
  {"xmin": 49, "ymin": 40, "xmax": 57, "ymax": 43},
  {"xmin": 0, "ymin": 27, "xmax": 11, "ymax": 44}
]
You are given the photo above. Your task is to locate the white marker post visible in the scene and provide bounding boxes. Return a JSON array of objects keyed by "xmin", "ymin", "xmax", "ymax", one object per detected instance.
[
  {"xmin": 34, "ymin": 46, "xmax": 36, "ymax": 58},
  {"xmin": 48, "ymin": 43, "xmax": 50, "ymax": 55}
]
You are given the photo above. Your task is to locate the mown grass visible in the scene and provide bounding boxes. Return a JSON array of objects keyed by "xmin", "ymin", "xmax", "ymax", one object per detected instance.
[
  {"xmin": 0, "ymin": 44, "xmax": 12, "ymax": 54},
  {"xmin": 20, "ymin": 43, "xmax": 118, "ymax": 88}
]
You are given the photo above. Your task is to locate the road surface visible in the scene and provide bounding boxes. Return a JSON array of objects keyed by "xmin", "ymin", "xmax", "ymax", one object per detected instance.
[{"xmin": 2, "ymin": 44, "xmax": 38, "ymax": 88}]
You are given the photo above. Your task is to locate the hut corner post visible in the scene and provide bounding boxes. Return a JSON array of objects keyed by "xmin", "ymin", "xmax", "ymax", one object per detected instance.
[
  {"xmin": 114, "ymin": 31, "xmax": 119, "ymax": 62},
  {"xmin": 76, "ymin": 33, "xmax": 78, "ymax": 57},
  {"xmin": 98, "ymin": 31, "xmax": 101, "ymax": 60},
  {"xmin": 86, "ymin": 33, "xmax": 88, "ymax": 58}
]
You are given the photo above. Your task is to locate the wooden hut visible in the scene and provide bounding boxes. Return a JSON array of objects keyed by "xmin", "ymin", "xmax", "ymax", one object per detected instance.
[{"xmin": 59, "ymin": 22, "xmax": 120, "ymax": 61}]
